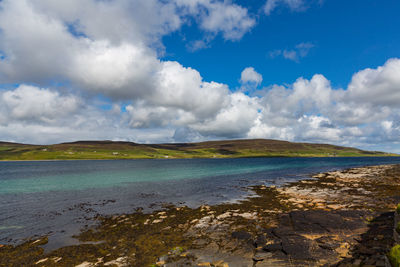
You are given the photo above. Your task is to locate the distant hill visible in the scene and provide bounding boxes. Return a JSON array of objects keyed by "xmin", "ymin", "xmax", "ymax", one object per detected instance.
[{"xmin": 0, "ymin": 139, "xmax": 396, "ymax": 160}]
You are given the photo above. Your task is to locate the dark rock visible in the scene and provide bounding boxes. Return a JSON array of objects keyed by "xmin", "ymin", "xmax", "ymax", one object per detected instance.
[
  {"xmin": 253, "ymin": 251, "xmax": 273, "ymax": 262},
  {"xmin": 231, "ymin": 231, "xmax": 252, "ymax": 241},
  {"xmin": 270, "ymin": 250, "xmax": 288, "ymax": 260},
  {"xmin": 316, "ymin": 237, "xmax": 340, "ymax": 250},
  {"xmin": 315, "ymin": 236, "xmax": 333, "ymax": 244},
  {"xmin": 270, "ymin": 228, "xmax": 296, "ymax": 239},
  {"xmin": 262, "ymin": 242, "xmax": 282, "ymax": 252},
  {"xmin": 286, "ymin": 210, "xmax": 368, "ymax": 234},
  {"xmin": 290, "ymin": 211, "xmax": 342, "ymax": 233},
  {"xmin": 254, "ymin": 235, "xmax": 267, "ymax": 248},
  {"xmin": 280, "ymin": 235, "xmax": 314, "ymax": 260},
  {"xmin": 358, "ymin": 245, "xmax": 375, "ymax": 255},
  {"xmin": 375, "ymin": 260, "xmax": 387, "ymax": 267},
  {"xmin": 363, "ymin": 257, "xmax": 376, "ymax": 265},
  {"xmin": 318, "ymin": 242, "xmax": 340, "ymax": 250},
  {"xmin": 192, "ymin": 239, "xmax": 208, "ymax": 247}
]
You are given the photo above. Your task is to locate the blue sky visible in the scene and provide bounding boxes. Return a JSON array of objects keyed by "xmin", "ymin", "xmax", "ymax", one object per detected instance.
[
  {"xmin": 0, "ymin": 0, "xmax": 399, "ymax": 153},
  {"xmin": 163, "ymin": 0, "xmax": 400, "ymax": 89}
]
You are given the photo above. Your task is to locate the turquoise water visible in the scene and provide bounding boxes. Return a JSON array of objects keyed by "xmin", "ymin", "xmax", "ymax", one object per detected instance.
[
  {"xmin": 2, "ymin": 157, "xmax": 400, "ymax": 194},
  {"xmin": 0, "ymin": 159, "xmax": 287, "ymax": 194},
  {"xmin": 1, "ymin": 157, "xmax": 400, "ymax": 248}
]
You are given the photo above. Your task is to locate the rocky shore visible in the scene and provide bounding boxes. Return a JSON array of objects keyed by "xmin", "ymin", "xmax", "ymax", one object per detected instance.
[{"xmin": 1, "ymin": 164, "xmax": 400, "ymax": 267}]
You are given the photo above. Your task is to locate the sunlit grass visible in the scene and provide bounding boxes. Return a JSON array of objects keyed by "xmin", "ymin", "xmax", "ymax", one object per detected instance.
[
  {"xmin": 389, "ymin": 245, "xmax": 400, "ymax": 267},
  {"xmin": 0, "ymin": 140, "xmax": 396, "ymax": 161}
]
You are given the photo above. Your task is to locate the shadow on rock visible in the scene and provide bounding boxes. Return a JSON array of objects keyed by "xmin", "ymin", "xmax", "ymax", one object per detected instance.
[{"xmin": 333, "ymin": 212, "xmax": 395, "ymax": 267}]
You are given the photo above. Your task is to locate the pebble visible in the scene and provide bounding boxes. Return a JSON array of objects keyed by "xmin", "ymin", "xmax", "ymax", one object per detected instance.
[
  {"xmin": 35, "ymin": 258, "xmax": 48, "ymax": 264},
  {"xmin": 197, "ymin": 262, "xmax": 211, "ymax": 266}
]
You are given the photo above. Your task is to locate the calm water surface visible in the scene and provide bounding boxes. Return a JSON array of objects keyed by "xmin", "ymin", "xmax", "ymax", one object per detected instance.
[{"xmin": 1, "ymin": 157, "xmax": 400, "ymax": 249}]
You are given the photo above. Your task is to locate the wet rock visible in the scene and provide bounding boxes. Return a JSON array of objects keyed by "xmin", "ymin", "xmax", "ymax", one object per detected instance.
[
  {"xmin": 375, "ymin": 259, "xmax": 387, "ymax": 267},
  {"xmin": 358, "ymin": 245, "xmax": 375, "ymax": 255},
  {"xmin": 289, "ymin": 210, "xmax": 346, "ymax": 233},
  {"xmin": 254, "ymin": 235, "xmax": 267, "ymax": 248},
  {"xmin": 231, "ymin": 231, "xmax": 252, "ymax": 241},
  {"xmin": 253, "ymin": 251, "xmax": 273, "ymax": 261},
  {"xmin": 316, "ymin": 237, "xmax": 340, "ymax": 250},
  {"xmin": 318, "ymin": 242, "xmax": 340, "ymax": 250},
  {"xmin": 211, "ymin": 260, "xmax": 229, "ymax": 267},
  {"xmin": 192, "ymin": 239, "xmax": 209, "ymax": 247},
  {"xmin": 262, "ymin": 242, "xmax": 282, "ymax": 252},
  {"xmin": 280, "ymin": 235, "xmax": 314, "ymax": 260}
]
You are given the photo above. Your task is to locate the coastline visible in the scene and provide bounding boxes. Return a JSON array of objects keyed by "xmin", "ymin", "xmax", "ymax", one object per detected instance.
[
  {"xmin": 1, "ymin": 139, "xmax": 397, "ymax": 161},
  {"xmin": 1, "ymin": 164, "xmax": 399, "ymax": 266},
  {"xmin": 1, "ymin": 155, "xmax": 399, "ymax": 162}
]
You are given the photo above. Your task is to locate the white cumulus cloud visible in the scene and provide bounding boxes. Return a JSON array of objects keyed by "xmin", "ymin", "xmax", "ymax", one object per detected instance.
[
  {"xmin": 0, "ymin": 0, "xmax": 399, "ymax": 153},
  {"xmin": 240, "ymin": 67, "xmax": 263, "ymax": 85},
  {"xmin": 0, "ymin": 85, "xmax": 81, "ymax": 125}
]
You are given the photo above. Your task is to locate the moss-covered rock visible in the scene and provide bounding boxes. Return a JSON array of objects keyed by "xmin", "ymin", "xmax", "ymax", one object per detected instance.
[
  {"xmin": 0, "ymin": 237, "xmax": 48, "ymax": 266},
  {"xmin": 389, "ymin": 245, "xmax": 400, "ymax": 267}
]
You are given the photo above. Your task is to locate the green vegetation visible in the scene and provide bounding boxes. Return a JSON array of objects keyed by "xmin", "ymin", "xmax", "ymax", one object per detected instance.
[
  {"xmin": 389, "ymin": 245, "xmax": 400, "ymax": 267},
  {"xmin": 0, "ymin": 139, "xmax": 396, "ymax": 161},
  {"xmin": 397, "ymin": 203, "xmax": 400, "ymax": 214}
]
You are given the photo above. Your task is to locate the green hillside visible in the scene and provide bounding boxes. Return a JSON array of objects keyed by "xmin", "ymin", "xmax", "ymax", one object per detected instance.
[{"xmin": 0, "ymin": 139, "xmax": 396, "ymax": 160}]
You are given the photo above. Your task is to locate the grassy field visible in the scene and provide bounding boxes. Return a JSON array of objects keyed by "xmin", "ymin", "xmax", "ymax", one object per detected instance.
[{"xmin": 0, "ymin": 139, "xmax": 396, "ymax": 160}]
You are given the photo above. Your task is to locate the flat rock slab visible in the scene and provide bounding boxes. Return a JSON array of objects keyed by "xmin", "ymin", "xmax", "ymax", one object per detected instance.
[
  {"xmin": 287, "ymin": 210, "xmax": 369, "ymax": 233},
  {"xmin": 253, "ymin": 210, "xmax": 372, "ymax": 265}
]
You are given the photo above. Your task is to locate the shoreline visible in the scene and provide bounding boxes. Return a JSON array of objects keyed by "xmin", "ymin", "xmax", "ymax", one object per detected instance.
[
  {"xmin": 1, "ymin": 164, "xmax": 400, "ymax": 266},
  {"xmin": 1, "ymin": 155, "xmax": 399, "ymax": 162}
]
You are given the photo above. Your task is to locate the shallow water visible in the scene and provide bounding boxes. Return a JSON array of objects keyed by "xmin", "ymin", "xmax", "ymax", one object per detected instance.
[{"xmin": 1, "ymin": 157, "xmax": 400, "ymax": 249}]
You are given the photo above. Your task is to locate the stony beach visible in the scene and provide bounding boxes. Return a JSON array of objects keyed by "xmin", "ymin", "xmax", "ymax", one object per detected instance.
[{"xmin": 1, "ymin": 164, "xmax": 400, "ymax": 267}]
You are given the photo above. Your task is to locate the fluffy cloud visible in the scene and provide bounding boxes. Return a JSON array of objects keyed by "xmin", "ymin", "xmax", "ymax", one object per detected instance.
[
  {"xmin": 240, "ymin": 67, "xmax": 263, "ymax": 85},
  {"xmin": 124, "ymin": 56, "xmax": 400, "ymax": 147},
  {"xmin": 191, "ymin": 93, "xmax": 260, "ymax": 138},
  {"xmin": 175, "ymin": 0, "xmax": 255, "ymax": 41},
  {"xmin": 69, "ymin": 41, "xmax": 160, "ymax": 98},
  {"xmin": 0, "ymin": 0, "xmax": 400, "ymax": 152},
  {"xmin": 247, "ymin": 58, "xmax": 400, "ymax": 148},
  {"xmin": 1, "ymin": 59, "xmax": 400, "ymax": 152},
  {"xmin": 346, "ymin": 58, "xmax": 400, "ymax": 106},
  {"xmin": 0, "ymin": 85, "xmax": 81, "ymax": 125},
  {"xmin": 0, "ymin": 0, "xmax": 253, "ymax": 102},
  {"xmin": 154, "ymin": 61, "xmax": 229, "ymax": 118},
  {"xmin": 0, "ymin": 85, "xmax": 176, "ymax": 145}
]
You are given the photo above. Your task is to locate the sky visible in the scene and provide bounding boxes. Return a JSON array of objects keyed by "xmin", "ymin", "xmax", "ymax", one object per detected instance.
[{"xmin": 0, "ymin": 0, "xmax": 399, "ymax": 152}]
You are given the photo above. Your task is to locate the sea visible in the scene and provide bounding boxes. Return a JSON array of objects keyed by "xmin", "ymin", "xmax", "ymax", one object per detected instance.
[{"xmin": 1, "ymin": 157, "xmax": 400, "ymax": 250}]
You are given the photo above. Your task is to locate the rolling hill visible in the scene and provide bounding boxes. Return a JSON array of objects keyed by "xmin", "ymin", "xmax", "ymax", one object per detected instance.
[{"xmin": 0, "ymin": 139, "xmax": 396, "ymax": 160}]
